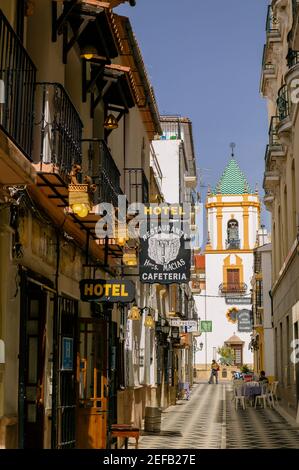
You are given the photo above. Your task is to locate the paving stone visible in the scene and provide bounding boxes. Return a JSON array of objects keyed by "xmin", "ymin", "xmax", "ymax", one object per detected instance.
[{"xmin": 127, "ymin": 383, "xmax": 299, "ymax": 449}]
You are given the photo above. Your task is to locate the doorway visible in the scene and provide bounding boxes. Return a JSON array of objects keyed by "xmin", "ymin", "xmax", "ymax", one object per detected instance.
[
  {"xmin": 19, "ymin": 280, "xmax": 47, "ymax": 448},
  {"xmin": 76, "ymin": 318, "xmax": 108, "ymax": 449}
]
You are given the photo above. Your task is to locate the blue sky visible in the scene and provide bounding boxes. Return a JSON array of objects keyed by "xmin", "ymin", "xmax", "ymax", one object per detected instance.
[{"xmin": 116, "ymin": 0, "xmax": 269, "ymax": 224}]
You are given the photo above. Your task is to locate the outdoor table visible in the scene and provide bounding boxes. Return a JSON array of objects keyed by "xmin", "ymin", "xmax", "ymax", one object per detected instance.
[{"xmin": 241, "ymin": 382, "xmax": 262, "ymax": 405}]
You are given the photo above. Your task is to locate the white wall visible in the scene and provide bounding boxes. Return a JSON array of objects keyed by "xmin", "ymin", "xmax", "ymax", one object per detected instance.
[
  {"xmin": 195, "ymin": 252, "xmax": 254, "ymax": 365},
  {"xmin": 261, "ymin": 244, "xmax": 275, "ymax": 376},
  {"xmin": 152, "ymin": 140, "xmax": 180, "ymax": 203}
]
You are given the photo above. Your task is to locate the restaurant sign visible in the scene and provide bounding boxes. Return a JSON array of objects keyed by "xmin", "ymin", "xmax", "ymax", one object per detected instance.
[
  {"xmin": 139, "ymin": 219, "xmax": 191, "ymax": 284},
  {"xmin": 225, "ymin": 297, "xmax": 252, "ymax": 305},
  {"xmin": 80, "ymin": 279, "xmax": 135, "ymax": 302},
  {"xmin": 237, "ymin": 309, "xmax": 253, "ymax": 333}
]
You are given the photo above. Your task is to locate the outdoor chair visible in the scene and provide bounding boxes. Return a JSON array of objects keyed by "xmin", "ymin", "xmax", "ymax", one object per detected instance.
[
  {"xmin": 234, "ymin": 385, "xmax": 246, "ymax": 410},
  {"xmin": 268, "ymin": 381, "xmax": 279, "ymax": 407},
  {"xmin": 254, "ymin": 383, "xmax": 269, "ymax": 409}
]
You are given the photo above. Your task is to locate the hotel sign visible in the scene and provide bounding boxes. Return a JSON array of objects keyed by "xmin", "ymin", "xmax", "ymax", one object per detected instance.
[
  {"xmin": 80, "ymin": 280, "xmax": 135, "ymax": 302},
  {"xmin": 139, "ymin": 208, "xmax": 191, "ymax": 284}
]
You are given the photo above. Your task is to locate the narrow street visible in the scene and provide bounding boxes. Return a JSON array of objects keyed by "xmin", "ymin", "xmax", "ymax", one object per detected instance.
[{"xmin": 134, "ymin": 383, "xmax": 299, "ymax": 449}]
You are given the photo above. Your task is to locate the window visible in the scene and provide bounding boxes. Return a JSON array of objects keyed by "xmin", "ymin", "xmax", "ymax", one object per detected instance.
[
  {"xmin": 227, "ymin": 269, "xmax": 240, "ymax": 290},
  {"xmin": 227, "ymin": 219, "xmax": 240, "ymax": 249}
]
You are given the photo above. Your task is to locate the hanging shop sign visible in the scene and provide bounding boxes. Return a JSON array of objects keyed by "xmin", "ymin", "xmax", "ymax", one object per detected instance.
[
  {"xmin": 139, "ymin": 212, "xmax": 191, "ymax": 284},
  {"xmin": 237, "ymin": 309, "xmax": 253, "ymax": 333},
  {"xmin": 225, "ymin": 297, "xmax": 252, "ymax": 305},
  {"xmin": 200, "ymin": 320, "xmax": 212, "ymax": 332},
  {"xmin": 169, "ymin": 319, "xmax": 198, "ymax": 332},
  {"xmin": 80, "ymin": 279, "xmax": 135, "ymax": 302}
]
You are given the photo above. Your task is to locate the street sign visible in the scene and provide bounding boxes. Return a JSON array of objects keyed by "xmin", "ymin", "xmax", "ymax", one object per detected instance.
[
  {"xmin": 237, "ymin": 309, "xmax": 253, "ymax": 333},
  {"xmin": 200, "ymin": 320, "xmax": 212, "ymax": 332}
]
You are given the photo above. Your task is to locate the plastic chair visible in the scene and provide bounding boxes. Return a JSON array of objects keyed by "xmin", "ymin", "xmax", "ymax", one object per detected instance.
[
  {"xmin": 268, "ymin": 381, "xmax": 279, "ymax": 406},
  {"xmin": 254, "ymin": 383, "xmax": 269, "ymax": 409},
  {"xmin": 234, "ymin": 385, "xmax": 246, "ymax": 410}
]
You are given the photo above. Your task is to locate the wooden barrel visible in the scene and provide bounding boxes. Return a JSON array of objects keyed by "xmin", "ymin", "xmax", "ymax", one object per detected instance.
[{"xmin": 144, "ymin": 407, "xmax": 161, "ymax": 433}]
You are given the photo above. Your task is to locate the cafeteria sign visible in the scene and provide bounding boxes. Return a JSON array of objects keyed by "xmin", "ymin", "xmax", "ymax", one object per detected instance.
[
  {"xmin": 80, "ymin": 280, "xmax": 135, "ymax": 302},
  {"xmin": 139, "ymin": 216, "xmax": 191, "ymax": 284}
]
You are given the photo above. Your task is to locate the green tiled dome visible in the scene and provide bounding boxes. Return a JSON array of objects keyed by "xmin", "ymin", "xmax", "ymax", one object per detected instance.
[{"xmin": 214, "ymin": 158, "xmax": 251, "ymax": 195}]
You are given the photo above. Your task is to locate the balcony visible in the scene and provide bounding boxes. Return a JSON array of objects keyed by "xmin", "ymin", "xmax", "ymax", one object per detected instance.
[
  {"xmin": 254, "ymin": 308, "xmax": 264, "ymax": 327},
  {"xmin": 286, "ymin": 48, "xmax": 299, "ymax": 92},
  {"xmin": 0, "ymin": 10, "xmax": 36, "ymax": 184},
  {"xmin": 219, "ymin": 283, "xmax": 247, "ymax": 295},
  {"xmin": 265, "ymin": 116, "xmax": 286, "ymax": 169},
  {"xmin": 225, "ymin": 239, "xmax": 240, "ymax": 250},
  {"xmin": 277, "ymin": 85, "xmax": 290, "ymax": 122},
  {"xmin": 125, "ymin": 168, "xmax": 149, "ymax": 203},
  {"xmin": 83, "ymin": 139, "xmax": 122, "ymax": 206},
  {"xmin": 263, "ymin": 170, "xmax": 280, "ymax": 191},
  {"xmin": 260, "ymin": 45, "xmax": 276, "ymax": 96},
  {"xmin": 266, "ymin": 6, "xmax": 280, "ymax": 40},
  {"xmin": 33, "ymin": 83, "xmax": 83, "ymax": 181}
]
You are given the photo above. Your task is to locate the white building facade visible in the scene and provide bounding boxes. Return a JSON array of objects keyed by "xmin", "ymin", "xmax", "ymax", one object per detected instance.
[{"xmin": 196, "ymin": 156, "xmax": 261, "ymax": 368}]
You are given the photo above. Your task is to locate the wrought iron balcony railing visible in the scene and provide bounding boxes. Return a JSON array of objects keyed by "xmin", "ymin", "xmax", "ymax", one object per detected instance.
[
  {"xmin": 287, "ymin": 49, "xmax": 299, "ymax": 68},
  {"xmin": 125, "ymin": 168, "xmax": 149, "ymax": 203},
  {"xmin": 35, "ymin": 83, "xmax": 83, "ymax": 178},
  {"xmin": 277, "ymin": 85, "xmax": 290, "ymax": 121},
  {"xmin": 83, "ymin": 139, "xmax": 122, "ymax": 206},
  {"xmin": 254, "ymin": 309, "xmax": 263, "ymax": 327},
  {"xmin": 0, "ymin": 9, "xmax": 36, "ymax": 159},
  {"xmin": 225, "ymin": 239, "xmax": 240, "ymax": 250},
  {"xmin": 268, "ymin": 116, "xmax": 280, "ymax": 147},
  {"xmin": 219, "ymin": 283, "xmax": 248, "ymax": 294}
]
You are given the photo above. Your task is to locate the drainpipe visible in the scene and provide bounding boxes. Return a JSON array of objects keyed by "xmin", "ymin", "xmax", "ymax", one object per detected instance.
[
  {"xmin": 269, "ymin": 289, "xmax": 274, "ymax": 327},
  {"xmin": 51, "ymin": 230, "xmax": 60, "ymax": 449}
]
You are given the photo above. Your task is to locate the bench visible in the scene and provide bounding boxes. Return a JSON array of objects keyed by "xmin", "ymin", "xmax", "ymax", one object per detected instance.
[{"xmin": 110, "ymin": 424, "xmax": 140, "ymax": 449}]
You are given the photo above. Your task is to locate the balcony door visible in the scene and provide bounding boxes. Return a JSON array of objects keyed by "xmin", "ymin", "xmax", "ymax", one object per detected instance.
[
  {"xmin": 227, "ymin": 269, "xmax": 240, "ymax": 291},
  {"xmin": 77, "ymin": 319, "xmax": 108, "ymax": 449}
]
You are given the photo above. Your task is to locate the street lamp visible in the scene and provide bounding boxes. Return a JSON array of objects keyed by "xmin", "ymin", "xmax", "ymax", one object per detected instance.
[
  {"xmin": 104, "ymin": 114, "xmax": 119, "ymax": 130},
  {"xmin": 128, "ymin": 305, "xmax": 141, "ymax": 321},
  {"xmin": 144, "ymin": 309, "xmax": 155, "ymax": 329}
]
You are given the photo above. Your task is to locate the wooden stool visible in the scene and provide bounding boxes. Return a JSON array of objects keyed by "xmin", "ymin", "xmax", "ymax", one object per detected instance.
[{"xmin": 111, "ymin": 424, "xmax": 140, "ymax": 449}]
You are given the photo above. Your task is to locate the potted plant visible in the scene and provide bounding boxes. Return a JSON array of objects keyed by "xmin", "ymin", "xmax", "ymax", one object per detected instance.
[{"xmin": 240, "ymin": 364, "xmax": 250, "ymax": 374}]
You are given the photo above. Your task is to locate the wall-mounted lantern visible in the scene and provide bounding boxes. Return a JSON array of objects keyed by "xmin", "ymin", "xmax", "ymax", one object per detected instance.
[
  {"xmin": 128, "ymin": 305, "xmax": 141, "ymax": 321},
  {"xmin": 104, "ymin": 114, "xmax": 118, "ymax": 130}
]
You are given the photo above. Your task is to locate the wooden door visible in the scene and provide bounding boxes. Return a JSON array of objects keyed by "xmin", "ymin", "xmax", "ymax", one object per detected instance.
[
  {"xmin": 76, "ymin": 319, "xmax": 108, "ymax": 449},
  {"xmin": 227, "ymin": 269, "xmax": 240, "ymax": 291},
  {"xmin": 23, "ymin": 285, "xmax": 46, "ymax": 448}
]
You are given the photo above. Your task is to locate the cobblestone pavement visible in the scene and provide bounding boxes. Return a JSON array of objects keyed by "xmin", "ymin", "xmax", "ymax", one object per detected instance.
[{"xmin": 132, "ymin": 383, "xmax": 299, "ymax": 449}]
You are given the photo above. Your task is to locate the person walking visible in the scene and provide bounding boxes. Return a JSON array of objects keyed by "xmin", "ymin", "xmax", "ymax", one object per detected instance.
[{"xmin": 208, "ymin": 360, "xmax": 220, "ymax": 384}]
